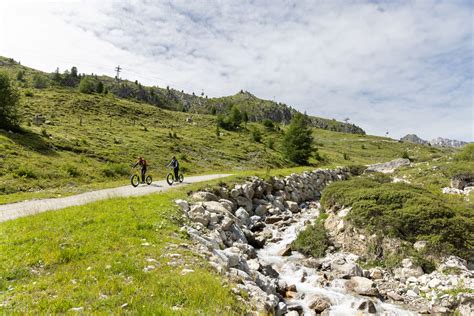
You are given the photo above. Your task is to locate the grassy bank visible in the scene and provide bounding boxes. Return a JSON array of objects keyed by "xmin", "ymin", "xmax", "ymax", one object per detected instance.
[{"xmin": 0, "ymin": 180, "xmax": 247, "ymax": 314}]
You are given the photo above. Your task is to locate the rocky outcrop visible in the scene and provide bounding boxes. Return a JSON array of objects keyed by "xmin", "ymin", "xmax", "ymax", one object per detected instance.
[
  {"xmin": 400, "ymin": 134, "xmax": 429, "ymax": 145},
  {"xmin": 365, "ymin": 158, "xmax": 411, "ymax": 173},
  {"xmin": 430, "ymin": 137, "xmax": 469, "ymax": 148}
]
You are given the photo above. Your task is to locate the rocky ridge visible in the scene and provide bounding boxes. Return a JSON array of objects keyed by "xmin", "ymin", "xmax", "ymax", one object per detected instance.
[{"xmin": 175, "ymin": 169, "xmax": 473, "ymax": 315}]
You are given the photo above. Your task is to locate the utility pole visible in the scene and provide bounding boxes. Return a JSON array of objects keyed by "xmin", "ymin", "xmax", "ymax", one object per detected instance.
[{"xmin": 115, "ymin": 65, "xmax": 122, "ymax": 81}]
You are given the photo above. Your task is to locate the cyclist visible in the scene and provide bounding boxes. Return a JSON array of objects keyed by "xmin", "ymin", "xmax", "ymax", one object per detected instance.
[
  {"xmin": 167, "ymin": 156, "xmax": 179, "ymax": 181},
  {"xmin": 133, "ymin": 156, "xmax": 148, "ymax": 184}
]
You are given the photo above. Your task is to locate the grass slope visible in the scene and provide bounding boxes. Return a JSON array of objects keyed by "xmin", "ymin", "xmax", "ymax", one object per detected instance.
[{"xmin": 0, "ymin": 180, "xmax": 245, "ymax": 314}]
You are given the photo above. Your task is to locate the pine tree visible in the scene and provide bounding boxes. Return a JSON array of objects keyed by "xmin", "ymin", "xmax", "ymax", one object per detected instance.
[
  {"xmin": 96, "ymin": 81, "xmax": 104, "ymax": 93},
  {"xmin": 0, "ymin": 72, "xmax": 20, "ymax": 130},
  {"xmin": 282, "ymin": 113, "xmax": 314, "ymax": 165}
]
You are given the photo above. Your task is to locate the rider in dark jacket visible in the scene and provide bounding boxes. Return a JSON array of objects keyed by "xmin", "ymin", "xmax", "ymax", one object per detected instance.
[{"xmin": 167, "ymin": 156, "xmax": 179, "ymax": 180}]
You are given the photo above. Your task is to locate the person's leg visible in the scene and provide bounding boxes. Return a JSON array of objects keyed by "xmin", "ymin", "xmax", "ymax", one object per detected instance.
[
  {"xmin": 141, "ymin": 168, "xmax": 146, "ymax": 183},
  {"xmin": 174, "ymin": 167, "xmax": 179, "ymax": 180}
]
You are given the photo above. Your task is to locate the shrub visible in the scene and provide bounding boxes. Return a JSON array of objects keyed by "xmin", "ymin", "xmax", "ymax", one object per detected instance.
[
  {"xmin": 24, "ymin": 90, "xmax": 34, "ymax": 97},
  {"xmin": 64, "ymin": 165, "xmax": 80, "ymax": 178},
  {"xmin": 321, "ymin": 176, "xmax": 473, "ymax": 259},
  {"xmin": 402, "ymin": 151, "xmax": 410, "ymax": 160},
  {"xmin": 343, "ymin": 153, "xmax": 349, "ymax": 160},
  {"xmin": 32, "ymin": 73, "xmax": 49, "ymax": 89},
  {"xmin": 292, "ymin": 219, "xmax": 329, "ymax": 258},
  {"xmin": 282, "ymin": 113, "xmax": 314, "ymax": 165},
  {"xmin": 267, "ymin": 138, "xmax": 274, "ymax": 149},
  {"xmin": 0, "ymin": 72, "xmax": 20, "ymax": 130},
  {"xmin": 348, "ymin": 165, "xmax": 367, "ymax": 176},
  {"xmin": 16, "ymin": 70, "xmax": 25, "ymax": 82},
  {"xmin": 217, "ymin": 106, "xmax": 243, "ymax": 131},
  {"xmin": 251, "ymin": 128, "xmax": 262, "ymax": 142},
  {"xmin": 262, "ymin": 119, "xmax": 275, "ymax": 130},
  {"xmin": 78, "ymin": 77, "xmax": 97, "ymax": 94},
  {"xmin": 15, "ymin": 165, "xmax": 37, "ymax": 179}
]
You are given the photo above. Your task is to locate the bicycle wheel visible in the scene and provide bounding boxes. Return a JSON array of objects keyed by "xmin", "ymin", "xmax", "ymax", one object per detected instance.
[
  {"xmin": 178, "ymin": 174, "xmax": 184, "ymax": 183},
  {"xmin": 166, "ymin": 173, "xmax": 174, "ymax": 186},
  {"xmin": 130, "ymin": 174, "xmax": 140, "ymax": 187},
  {"xmin": 146, "ymin": 175, "xmax": 152, "ymax": 185}
]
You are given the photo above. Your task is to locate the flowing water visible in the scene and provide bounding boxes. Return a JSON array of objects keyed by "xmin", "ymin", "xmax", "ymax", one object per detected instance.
[{"xmin": 257, "ymin": 204, "xmax": 415, "ymax": 316}]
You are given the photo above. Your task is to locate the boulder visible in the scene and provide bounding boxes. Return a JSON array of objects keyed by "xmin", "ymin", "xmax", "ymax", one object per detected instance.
[
  {"xmin": 279, "ymin": 244, "xmax": 292, "ymax": 256},
  {"xmin": 394, "ymin": 258, "xmax": 424, "ymax": 281},
  {"xmin": 255, "ymin": 204, "xmax": 268, "ymax": 216},
  {"xmin": 413, "ymin": 240, "xmax": 427, "ymax": 252},
  {"xmin": 331, "ymin": 261, "xmax": 363, "ymax": 279},
  {"xmin": 356, "ymin": 299, "xmax": 377, "ymax": 314},
  {"xmin": 346, "ymin": 277, "xmax": 379, "ymax": 296},
  {"xmin": 285, "ymin": 200, "xmax": 299, "ymax": 213},
  {"xmin": 191, "ymin": 191, "xmax": 218, "ymax": 201},
  {"xmin": 174, "ymin": 199, "xmax": 189, "ymax": 212},
  {"xmin": 235, "ymin": 207, "xmax": 250, "ymax": 225},
  {"xmin": 236, "ymin": 196, "xmax": 253, "ymax": 212},
  {"xmin": 369, "ymin": 268, "xmax": 383, "ymax": 280},
  {"xmin": 308, "ymin": 295, "xmax": 331, "ymax": 313},
  {"xmin": 202, "ymin": 201, "xmax": 230, "ymax": 214},
  {"xmin": 218, "ymin": 199, "xmax": 236, "ymax": 212}
]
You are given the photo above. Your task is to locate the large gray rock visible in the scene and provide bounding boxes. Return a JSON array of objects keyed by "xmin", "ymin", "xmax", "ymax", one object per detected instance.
[
  {"xmin": 394, "ymin": 258, "xmax": 424, "ymax": 281},
  {"xmin": 202, "ymin": 201, "xmax": 230, "ymax": 214},
  {"xmin": 331, "ymin": 261, "xmax": 363, "ymax": 279},
  {"xmin": 191, "ymin": 191, "xmax": 218, "ymax": 201},
  {"xmin": 255, "ymin": 204, "xmax": 268, "ymax": 216},
  {"xmin": 285, "ymin": 200, "xmax": 299, "ymax": 213},
  {"xmin": 235, "ymin": 207, "xmax": 250, "ymax": 225},
  {"xmin": 346, "ymin": 276, "xmax": 379, "ymax": 296}
]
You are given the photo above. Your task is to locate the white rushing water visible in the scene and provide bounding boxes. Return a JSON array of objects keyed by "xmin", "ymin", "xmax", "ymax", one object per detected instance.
[{"xmin": 257, "ymin": 204, "xmax": 415, "ymax": 316}]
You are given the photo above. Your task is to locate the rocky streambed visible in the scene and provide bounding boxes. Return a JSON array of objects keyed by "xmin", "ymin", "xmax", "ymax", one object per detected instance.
[{"xmin": 175, "ymin": 169, "xmax": 473, "ymax": 315}]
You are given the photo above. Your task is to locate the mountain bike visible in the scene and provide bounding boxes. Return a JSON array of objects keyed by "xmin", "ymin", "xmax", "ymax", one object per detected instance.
[
  {"xmin": 166, "ymin": 167, "xmax": 184, "ymax": 186},
  {"xmin": 130, "ymin": 167, "xmax": 152, "ymax": 187}
]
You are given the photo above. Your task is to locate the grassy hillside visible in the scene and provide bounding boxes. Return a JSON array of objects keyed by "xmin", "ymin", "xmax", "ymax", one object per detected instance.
[
  {"xmin": 1, "ymin": 56, "xmax": 364, "ymax": 133},
  {"xmin": 0, "ymin": 56, "xmax": 450, "ymax": 204}
]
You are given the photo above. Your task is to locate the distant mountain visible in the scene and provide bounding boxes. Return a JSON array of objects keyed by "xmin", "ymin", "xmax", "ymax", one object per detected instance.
[
  {"xmin": 429, "ymin": 137, "xmax": 469, "ymax": 148},
  {"xmin": 401, "ymin": 134, "xmax": 469, "ymax": 148},
  {"xmin": 400, "ymin": 134, "xmax": 429, "ymax": 145}
]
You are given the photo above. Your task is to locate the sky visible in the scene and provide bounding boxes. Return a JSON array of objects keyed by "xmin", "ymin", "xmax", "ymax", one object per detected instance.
[{"xmin": 0, "ymin": 0, "xmax": 472, "ymax": 141}]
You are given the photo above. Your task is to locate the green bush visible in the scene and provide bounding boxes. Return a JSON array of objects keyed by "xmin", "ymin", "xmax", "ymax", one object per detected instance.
[
  {"xmin": 78, "ymin": 76, "xmax": 97, "ymax": 94},
  {"xmin": 15, "ymin": 165, "xmax": 37, "ymax": 179},
  {"xmin": 32, "ymin": 73, "xmax": 49, "ymax": 89},
  {"xmin": 216, "ymin": 106, "xmax": 243, "ymax": 131},
  {"xmin": 251, "ymin": 128, "xmax": 262, "ymax": 142},
  {"xmin": 262, "ymin": 119, "xmax": 275, "ymax": 130},
  {"xmin": 292, "ymin": 219, "xmax": 329, "ymax": 258},
  {"xmin": 321, "ymin": 176, "xmax": 473, "ymax": 259}
]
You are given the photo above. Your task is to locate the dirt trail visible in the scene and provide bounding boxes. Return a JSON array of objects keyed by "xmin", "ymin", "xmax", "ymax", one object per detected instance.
[{"xmin": 0, "ymin": 174, "xmax": 231, "ymax": 223}]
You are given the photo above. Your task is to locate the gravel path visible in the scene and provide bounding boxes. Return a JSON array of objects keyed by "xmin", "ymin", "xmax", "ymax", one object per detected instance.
[{"xmin": 0, "ymin": 174, "xmax": 232, "ymax": 223}]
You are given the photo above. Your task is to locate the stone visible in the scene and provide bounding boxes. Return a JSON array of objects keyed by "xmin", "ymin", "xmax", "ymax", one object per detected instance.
[
  {"xmin": 260, "ymin": 264, "xmax": 279, "ymax": 278},
  {"xmin": 369, "ymin": 268, "xmax": 383, "ymax": 280},
  {"xmin": 394, "ymin": 258, "xmax": 424, "ymax": 281},
  {"xmin": 346, "ymin": 276, "xmax": 379, "ymax": 296},
  {"xmin": 387, "ymin": 291, "xmax": 403, "ymax": 301},
  {"xmin": 218, "ymin": 199, "xmax": 235, "ymax": 212},
  {"xmin": 413, "ymin": 240, "xmax": 427, "ymax": 251},
  {"xmin": 285, "ymin": 200, "xmax": 299, "ymax": 213},
  {"xmin": 255, "ymin": 204, "xmax": 268, "ymax": 216},
  {"xmin": 285, "ymin": 311, "xmax": 299, "ymax": 316},
  {"xmin": 331, "ymin": 262, "xmax": 364, "ymax": 279},
  {"xmin": 175, "ymin": 199, "xmax": 189, "ymax": 212},
  {"xmin": 191, "ymin": 191, "xmax": 218, "ymax": 201},
  {"xmin": 276, "ymin": 301, "xmax": 287, "ymax": 316},
  {"xmin": 235, "ymin": 207, "xmax": 250, "ymax": 225},
  {"xmin": 221, "ymin": 217, "xmax": 234, "ymax": 230},
  {"xmin": 308, "ymin": 295, "xmax": 331, "ymax": 313},
  {"xmin": 428, "ymin": 278, "xmax": 441, "ymax": 288},
  {"xmin": 223, "ymin": 247, "xmax": 240, "ymax": 267},
  {"xmin": 229, "ymin": 224, "xmax": 248, "ymax": 243},
  {"xmin": 357, "ymin": 299, "xmax": 377, "ymax": 314},
  {"xmin": 202, "ymin": 201, "xmax": 230, "ymax": 214},
  {"xmin": 235, "ymin": 196, "xmax": 253, "ymax": 212},
  {"xmin": 406, "ymin": 289, "xmax": 418, "ymax": 297},
  {"xmin": 266, "ymin": 216, "xmax": 283, "ymax": 224},
  {"xmin": 279, "ymin": 244, "xmax": 292, "ymax": 256}
]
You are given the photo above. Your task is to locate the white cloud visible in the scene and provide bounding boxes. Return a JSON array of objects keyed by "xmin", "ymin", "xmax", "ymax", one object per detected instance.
[{"xmin": 0, "ymin": 0, "xmax": 472, "ymax": 141}]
